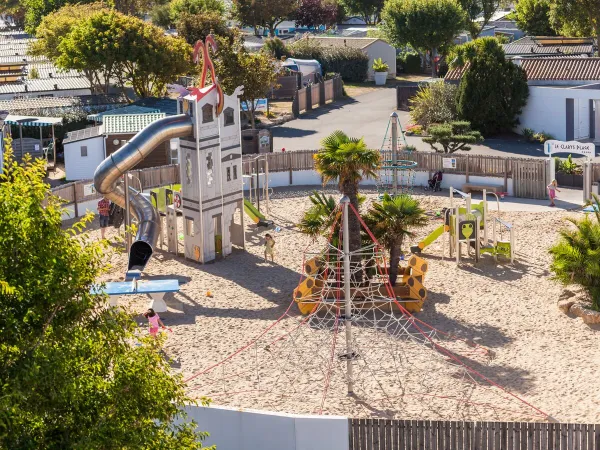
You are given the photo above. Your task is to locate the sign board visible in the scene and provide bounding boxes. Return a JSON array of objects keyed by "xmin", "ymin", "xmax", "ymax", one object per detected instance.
[
  {"xmin": 83, "ymin": 183, "xmax": 96, "ymax": 196},
  {"xmin": 544, "ymin": 140, "xmax": 595, "ymax": 159},
  {"xmin": 241, "ymin": 98, "xmax": 268, "ymax": 112},
  {"xmin": 443, "ymin": 158, "xmax": 457, "ymax": 169}
]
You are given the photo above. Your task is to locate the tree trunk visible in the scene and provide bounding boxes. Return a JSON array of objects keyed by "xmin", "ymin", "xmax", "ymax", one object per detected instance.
[
  {"xmin": 388, "ymin": 242, "xmax": 400, "ymax": 286},
  {"xmin": 431, "ymin": 48, "xmax": 437, "ymax": 78}
]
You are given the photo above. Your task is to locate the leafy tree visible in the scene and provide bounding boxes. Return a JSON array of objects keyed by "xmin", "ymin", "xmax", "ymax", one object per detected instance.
[
  {"xmin": 0, "ymin": 143, "xmax": 208, "ymax": 448},
  {"xmin": 261, "ymin": 37, "xmax": 289, "ymax": 59},
  {"xmin": 0, "ymin": 0, "xmax": 25, "ymax": 28},
  {"xmin": 340, "ymin": 0, "xmax": 385, "ymax": 24},
  {"xmin": 214, "ymin": 35, "xmax": 280, "ymax": 128},
  {"xmin": 364, "ymin": 194, "xmax": 428, "ymax": 286},
  {"xmin": 458, "ymin": 0, "xmax": 501, "ymax": 38},
  {"xmin": 515, "ymin": 0, "xmax": 556, "ymax": 36},
  {"xmin": 57, "ymin": 11, "xmax": 193, "ymax": 98},
  {"xmin": 382, "ymin": 0, "xmax": 467, "ymax": 77},
  {"xmin": 409, "ymin": 81, "xmax": 458, "ymax": 129},
  {"xmin": 453, "ymin": 37, "xmax": 529, "ymax": 135},
  {"xmin": 170, "ymin": 0, "xmax": 226, "ymax": 22},
  {"xmin": 232, "ymin": 0, "xmax": 298, "ymax": 36},
  {"xmin": 294, "ymin": 0, "xmax": 340, "ymax": 28},
  {"xmin": 549, "ymin": 195, "xmax": 600, "ymax": 310},
  {"xmin": 151, "ymin": 2, "xmax": 173, "ymax": 27},
  {"xmin": 422, "ymin": 121, "xmax": 484, "ymax": 153},
  {"xmin": 23, "ymin": 0, "xmax": 98, "ymax": 33},
  {"xmin": 176, "ymin": 11, "xmax": 232, "ymax": 45},
  {"xmin": 314, "ymin": 131, "xmax": 381, "ymax": 253},
  {"xmin": 549, "ymin": 0, "xmax": 600, "ymax": 43}
]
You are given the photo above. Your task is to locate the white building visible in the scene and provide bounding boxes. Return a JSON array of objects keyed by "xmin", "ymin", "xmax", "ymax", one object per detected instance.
[{"xmin": 63, "ymin": 126, "xmax": 104, "ymax": 181}]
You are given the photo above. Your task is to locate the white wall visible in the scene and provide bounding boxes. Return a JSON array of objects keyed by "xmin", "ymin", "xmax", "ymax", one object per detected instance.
[
  {"xmin": 182, "ymin": 405, "xmax": 349, "ymax": 450},
  {"xmin": 366, "ymin": 41, "xmax": 397, "ymax": 80},
  {"xmin": 518, "ymin": 86, "xmax": 600, "ymax": 140},
  {"xmin": 64, "ymin": 136, "xmax": 105, "ymax": 181},
  {"xmin": 61, "ymin": 197, "xmax": 99, "ymax": 221}
]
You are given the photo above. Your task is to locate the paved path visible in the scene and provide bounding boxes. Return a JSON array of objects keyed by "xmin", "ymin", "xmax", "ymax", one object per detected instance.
[{"xmin": 271, "ymin": 89, "xmax": 597, "ymax": 161}]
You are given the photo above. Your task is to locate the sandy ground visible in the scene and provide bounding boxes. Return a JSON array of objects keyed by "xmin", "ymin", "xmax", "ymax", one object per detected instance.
[{"xmin": 87, "ymin": 188, "xmax": 600, "ymax": 423}]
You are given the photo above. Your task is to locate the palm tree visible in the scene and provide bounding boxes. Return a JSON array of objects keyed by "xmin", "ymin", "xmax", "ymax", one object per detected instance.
[
  {"xmin": 314, "ymin": 131, "xmax": 381, "ymax": 253},
  {"xmin": 365, "ymin": 194, "xmax": 428, "ymax": 286},
  {"xmin": 550, "ymin": 195, "xmax": 600, "ymax": 310}
]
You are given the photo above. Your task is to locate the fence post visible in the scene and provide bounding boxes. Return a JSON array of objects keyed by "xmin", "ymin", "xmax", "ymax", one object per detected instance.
[
  {"xmin": 73, "ymin": 183, "xmax": 79, "ymax": 218},
  {"xmin": 319, "ymin": 81, "xmax": 326, "ymax": 107},
  {"xmin": 465, "ymin": 155, "xmax": 470, "ymax": 183},
  {"xmin": 504, "ymin": 158, "xmax": 509, "ymax": 193},
  {"xmin": 292, "ymin": 91, "xmax": 299, "ymax": 118},
  {"xmin": 289, "ymin": 152, "xmax": 293, "ymax": 185},
  {"xmin": 306, "ymin": 86, "xmax": 313, "ymax": 111}
]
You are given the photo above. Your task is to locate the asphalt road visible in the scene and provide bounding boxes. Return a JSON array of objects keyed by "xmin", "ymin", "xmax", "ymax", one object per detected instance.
[{"xmin": 271, "ymin": 88, "xmax": 595, "ymax": 160}]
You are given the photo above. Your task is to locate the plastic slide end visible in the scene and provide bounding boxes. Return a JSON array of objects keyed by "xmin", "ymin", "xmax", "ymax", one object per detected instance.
[{"xmin": 410, "ymin": 245, "xmax": 422, "ymax": 254}]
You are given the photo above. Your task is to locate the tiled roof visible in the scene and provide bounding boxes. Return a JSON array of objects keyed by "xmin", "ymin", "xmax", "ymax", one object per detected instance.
[
  {"xmin": 521, "ymin": 57, "xmax": 600, "ymax": 80},
  {"xmin": 63, "ymin": 126, "xmax": 103, "ymax": 144},
  {"xmin": 132, "ymin": 97, "xmax": 178, "ymax": 116},
  {"xmin": 104, "ymin": 113, "xmax": 166, "ymax": 134},
  {"xmin": 0, "ymin": 77, "xmax": 91, "ymax": 94},
  {"xmin": 87, "ymin": 105, "xmax": 159, "ymax": 122},
  {"xmin": 307, "ymin": 37, "xmax": 382, "ymax": 49},
  {"xmin": 503, "ymin": 36, "xmax": 594, "ymax": 56},
  {"xmin": 0, "ymin": 96, "xmax": 80, "ymax": 111},
  {"xmin": 445, "ymin": 57, "xmax": 600, "ymax": 82}
]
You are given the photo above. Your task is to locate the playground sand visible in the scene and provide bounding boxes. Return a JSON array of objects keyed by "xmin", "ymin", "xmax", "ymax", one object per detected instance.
[{"xmin": 92, "ymin": 189, "xmax": 600, "ymax": 423}]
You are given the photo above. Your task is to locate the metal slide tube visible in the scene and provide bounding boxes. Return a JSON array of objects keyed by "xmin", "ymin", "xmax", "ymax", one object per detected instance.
[{"xmin": 94, "ymin": 114, "xmax": 193, "ymax": 272}]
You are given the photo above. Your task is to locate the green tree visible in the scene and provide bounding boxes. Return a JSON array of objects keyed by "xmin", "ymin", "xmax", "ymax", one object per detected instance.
[
  {"xmin": 549, "ymin": 0, "xmax": 600, "ymax": 43},
  {"xmin": 409, "ymin": 81, "xmax": 458, "ymax": 129},
  {"xmin": 176, "ymin": 11, "xmax": 232, "ymax": 45},
  {"xmin": 232, "ymin": 0, "xmax": 298, "ymax": 36},
  {"xmin": 422, "ymin": 121, "xmax": 484, "ymax": 153},
  {"xmin": 550, "ymin": 195, "xmax": 600, "ymax": 310},
  {"xmin": 23, "ymin": 0, "xmax": 98, "ymax": 33},
  {"xmin": 56, "ymin": 11, "xmax": 193, "ymax": 98},
  {"xmin": 314, "ymin": 131, "xmax": 381, "ymax": 253},
  {"xmin": 151, "ymin": 2, "xmax": 173, "ymax": 27},
  {"xmin": 0, "ymin": 143, "xmax": 208, "ymax": 448},
  {"xmin": 339, "ymin": 0, "xmax": 384, "ymax": 24},
  {"xmin": 261, "ymin": 37, "xmax": 289, "ymax": 59},
  {"xmin": 170, "ymin": 0, "xmax": 225, "ymax": 22},
  {"xmin": 364, "ymin": 194, "xmax": 428, "ymax": 286},
  {"xmin": 453, "ymin": 37, "xmax": 529, "ymax": 135},
  {"xmin": 458, "ymin": 0, "xmax": 501, "ymax": 38},
  {"xmin": 515, "ymin": 0, "xmax": 556, "ymax": 36},
  {"xmin": 214, "ymin": 35, "xmax": 280, "ymax": 128},
  {"xmin": 0, "ymin": 0, "xmax": 25, "ymax": 28},
  {"xmin": 382, "ymin": 0, "xmax": 467, "ymax": 77}
]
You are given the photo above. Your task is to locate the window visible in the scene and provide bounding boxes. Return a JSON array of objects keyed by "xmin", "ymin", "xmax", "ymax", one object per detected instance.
[
  {"xmin": 224, "ymin": 107, "xmax": 235, "ymax": 126},
  {"xmin": 185, "ymin": 217, "xmax": 194, "ymax": 237},
  {"xmin": 226, "ymin": 167, "xmax": 231, "ymax": 181},
  {"xmin": 202, "ymin": 103, "xmax": 213, "ymax": 123},
  {"xmin": 80, "ymin": 145, "xmax": 88, "ymax": 157},
  {"xmin": 233, "ymin": 165, "xmax": 238, "ymax": 180}
]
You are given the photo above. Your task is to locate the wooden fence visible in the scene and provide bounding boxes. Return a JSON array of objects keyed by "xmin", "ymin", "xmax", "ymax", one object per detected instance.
[
  {"xmin": 292, "ymin": 76, "xmax": 343, "ymax": 116},
  {"xmin": 348, "ymin": 418, "xmax": 600, "ymax": 450},
  {"xmin": 50, "ymin": 164, "xmax": 180, "ymax": 216}
]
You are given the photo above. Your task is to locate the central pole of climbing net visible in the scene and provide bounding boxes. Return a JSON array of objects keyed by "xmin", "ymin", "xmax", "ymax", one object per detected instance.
[{"xmin": 341, "ymin": 195, "xmax": 354, "ymax": 395}]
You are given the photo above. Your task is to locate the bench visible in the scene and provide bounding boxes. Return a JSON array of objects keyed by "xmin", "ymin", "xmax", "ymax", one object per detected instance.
[
  {"xmin": 462, "ymin": 183, "xmax": 503, "ymax": 194},
  {"xmin": 91, "ymin": 279, "xmax": 179, "ymax": 313}
]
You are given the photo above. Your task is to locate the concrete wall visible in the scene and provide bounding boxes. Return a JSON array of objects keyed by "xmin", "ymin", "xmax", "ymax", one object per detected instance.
[
  {"xmin": 518, "ymin": 85, "xmax": 600, "ymax": 140},
  {"xmin": 365, "ymin": 41, "xmax": 397, "ymax": 80},
  {"xmin": 64, "ymin": 136, "xmax": 105, "ymax": 181},
  {"xmin": 182, "ymin": 404, "xmax": 349, "ymax": 450}
]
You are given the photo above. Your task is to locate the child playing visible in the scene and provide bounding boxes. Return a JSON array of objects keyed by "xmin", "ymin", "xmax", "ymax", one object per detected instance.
[
  {"xmin": 143, "ymin": 308, "xmax": 167, "ymax": 338},
  {"xmin": 264, "ymin": 233, "xmax": 275, "ymax": 263},
  {"xmin": 547, "ymin": 179, "xmax": 560, "ymax": 207}
]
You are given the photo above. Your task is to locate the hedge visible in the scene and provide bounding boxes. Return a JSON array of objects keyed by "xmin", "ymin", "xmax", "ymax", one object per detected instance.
[
  {"xmin": 288, "ymin": 40, "xmax": 369, "ymax": 82},
  {"xmin": 397, "ymin": 53, "xmax": 421, "ymax": 74}
]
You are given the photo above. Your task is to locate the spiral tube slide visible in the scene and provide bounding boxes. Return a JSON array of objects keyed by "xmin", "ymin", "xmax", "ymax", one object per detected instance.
[{"xmin": 94, "ymin": 114, "xmax": 193, "ymax": 273}]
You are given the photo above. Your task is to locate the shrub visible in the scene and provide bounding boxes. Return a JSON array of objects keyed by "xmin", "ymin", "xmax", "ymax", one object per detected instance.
[
  {"xmin": 288, "ymin": 38, "xmax": 369, "ymax": 82},
  {"xmin": 556, "ymin": 154, "xmax": 582, "ymax": 175},
  {"xmin": 28, "ymin": 67, "xmax": 39, "ymax": 79},
  {"xmin": 405, "ymin": 124, "xmax": 424, "ymax": 135},
  {"xmin": 522, "ymin": 127, "xmax": 535, "ymax": 141},
  {"xmin": 409, "ymin": 81, "xmax": 458, "ymax": 129},
  {"xmin": 262, "ymin": 37, "xmax": 288, "ymax": 59},
  {"xmin": 397, "ymin": 53, "xmax": 421, "ymax": 73},
  {"xmin": 549, "ymin": 195, "xmax": 600, "ymax": 310},
  {"xmin": 422, "ymin": 121, "xmax": 483, "ymax": 154}
]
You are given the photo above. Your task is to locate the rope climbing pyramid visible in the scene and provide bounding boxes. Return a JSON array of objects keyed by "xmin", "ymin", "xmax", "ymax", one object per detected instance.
[{"xmin": 185, "ymin": 198, "xmax": 550, "ymax": 422}]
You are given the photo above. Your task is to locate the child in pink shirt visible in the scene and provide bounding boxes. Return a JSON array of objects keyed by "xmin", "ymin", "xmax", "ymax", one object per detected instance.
[{"xmin": 143, "ymin": 308, "xmax": 166, "ymax": 337}]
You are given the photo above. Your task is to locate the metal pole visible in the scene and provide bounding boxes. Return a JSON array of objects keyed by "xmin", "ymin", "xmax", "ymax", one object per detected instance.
[
  {"xmin": 341, "ymin": 196, "xmax": 354, "ymax": 395},
  {"xmin": 39, "ymin": 126, "xmax": 43, "ymax": 160},
  {"xmin": 51, "ymin": 125, "xmax": 56, "ymax": 172},
  {"xmin": 391, "ymin": 112, "xmax": 398, "ymax": 195},
  {"xmin": 265, "ymin": 156, "xmax": 270, "ymax": 218},
  {"xmin": 124, "ymin": 173, "xmax": 132, "ymax": 253},
  {"xmin": 18, "ymin": 123, "xmax": 23, "ymax": 160},
  {"xmin": 255, "ymin": 158, "xmax": 260, "ymax": 213}
]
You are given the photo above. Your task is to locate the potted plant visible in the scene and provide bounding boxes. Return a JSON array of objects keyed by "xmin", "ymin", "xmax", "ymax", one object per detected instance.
[
  {"xmin": 373, "ymin": 58, "xmax": 389, "ymax": 86},
  {"xmin": 555, "ymin": 154, "xmax": 583, "ymax": 187}
]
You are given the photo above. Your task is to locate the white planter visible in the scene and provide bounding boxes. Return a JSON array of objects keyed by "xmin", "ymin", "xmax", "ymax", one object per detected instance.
[{"xmin": 374, "ymin": 71, "xmax": 388, "ymax": 86}]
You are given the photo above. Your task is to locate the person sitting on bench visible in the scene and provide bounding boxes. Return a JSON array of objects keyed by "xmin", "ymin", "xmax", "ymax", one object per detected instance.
[{"xmin": 428, "ymin": 171, "xmax": 443, "ymax": 191}]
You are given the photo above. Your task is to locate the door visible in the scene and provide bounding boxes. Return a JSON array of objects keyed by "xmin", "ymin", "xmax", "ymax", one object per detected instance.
[{"xmin": 575, "ymin": 99, "xmax": 590, "ymax": 139}]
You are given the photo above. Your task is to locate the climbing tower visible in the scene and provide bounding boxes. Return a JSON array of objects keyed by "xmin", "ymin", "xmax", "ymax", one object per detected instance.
[{"xmin": 378, "ymin": 112, "xmax": 416, "ymax": 196}]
